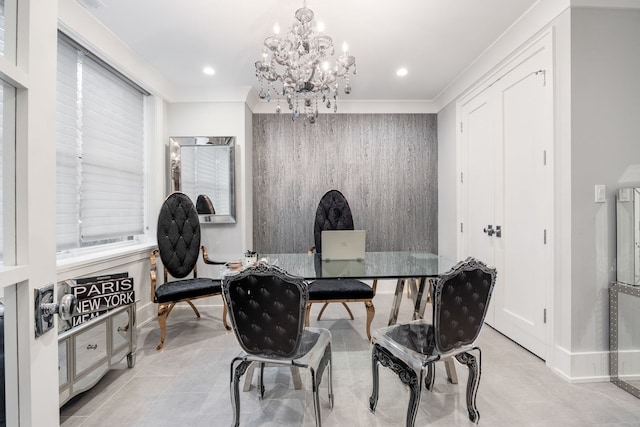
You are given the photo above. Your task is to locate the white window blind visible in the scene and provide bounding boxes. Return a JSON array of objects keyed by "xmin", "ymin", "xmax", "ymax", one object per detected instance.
[
  {"xmin": 0, "ymin": 0, "xmax": 5, "ymax": 262},
  {"xmin": 56, "ymin": 34, "xmax": 145, "ymax": 252},
  {"xmin": 0, "ymin": 84, "xmax": 4, "ymax": 263},
  {"xmin": 180, "ymin": 144, "xmax": 231, "ymax": 215}
]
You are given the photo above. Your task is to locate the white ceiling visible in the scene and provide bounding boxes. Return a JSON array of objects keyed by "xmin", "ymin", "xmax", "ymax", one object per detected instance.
[{"xmin": 77, "ymin": 0, "xmax": 538, "ymax": 102}]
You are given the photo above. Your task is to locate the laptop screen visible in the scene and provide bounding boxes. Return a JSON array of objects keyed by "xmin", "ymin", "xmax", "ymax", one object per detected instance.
[{"xmin": 321, "ymin": 230, "xmax": 366, "ymax": 260}]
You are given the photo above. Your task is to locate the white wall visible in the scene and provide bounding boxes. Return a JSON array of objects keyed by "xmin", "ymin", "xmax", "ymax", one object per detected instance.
[
  {"xmin": 568, "ymin": 7, "xmax": 640, "ymax": 378},
  {"xmin": 437, "ymin": 102, "xmax": 457, "ymax": 261},
  {"xmin": 166, "ymin": 102, "xmax": 253, "ymax": 259}
]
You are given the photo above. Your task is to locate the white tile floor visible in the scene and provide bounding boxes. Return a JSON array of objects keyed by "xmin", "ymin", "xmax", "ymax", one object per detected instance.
[{"xmin": 60, "ymin": 292, "xmax": 640, "ymax": 426}]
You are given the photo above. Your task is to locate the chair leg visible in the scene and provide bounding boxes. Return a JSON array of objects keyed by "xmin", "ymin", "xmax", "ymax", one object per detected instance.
[
  {"xmin": 369, "ymin": 345, "xmax": 381, "ymax": 413},
  {"xmin": 317, "ymin": 302, "xmax": 355, "ymax": 321},
  {"xmin": 341, "ymin": 302, "xmax": 355, "ymax": 320},
  {"xmin": 316, "ymin": 302, "xmax": 331, "ymax": 321},
  {"xmin": 310, "ymin": 367, "xmax": 323, "ymax": 427},
  {"xmin": 305, "ymin": 302, "xmax": 312, "ymax": 326},
  {"xmin": 156, "ymin": 302, "xmax": 175, "ymax": 350},
  {"xmin": 230, "ymin": 359, "xmax": 251, "ymax": 427},
  {"xmin": 222, "ymin": 299, "xmax": 231, "ymax": 330},
  {"xmin": 259, "ymin": 362, "xmax": 265, "ymax": 399},
  {"xmin": 455, "ymin": 348, "xmax": 482, "ymax": 423},
  {"xmin": 186, "ymin": 300, "xmax": 201, "ymax": 317},
  {"xmin": 371, "ymin": 344, "xmax": 421, "ymax": 427},
  {"xmin": 425, "ymin": 363, "xmax": 435, "ymax": 390},
  {"xmin": 365, "ymin": 300, "xmax": 375, "ymax": 341}
]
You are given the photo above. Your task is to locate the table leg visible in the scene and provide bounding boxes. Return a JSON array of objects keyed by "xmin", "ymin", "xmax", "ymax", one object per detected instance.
[
  {"xmin": 413, "ymin": 278, "xmax": 434, "ymax": 320},
  {"xmin": 444, "ymin": 358, "xmax": 459, "ymax": 384},
  {"xmin": 387, "ymin": 278, "xmax": 406, "ymax": 326}
]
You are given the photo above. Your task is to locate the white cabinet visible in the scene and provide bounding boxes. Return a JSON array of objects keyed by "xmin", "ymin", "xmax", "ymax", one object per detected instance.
[{"xmin": 58, "ymin": 303, "xmax": 136, "ymax": 406}]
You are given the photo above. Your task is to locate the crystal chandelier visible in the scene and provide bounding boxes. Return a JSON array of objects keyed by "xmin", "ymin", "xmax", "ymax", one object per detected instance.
[{"xmin": 255, "ymin": 3, "xmax": 356, "ymax": 123}]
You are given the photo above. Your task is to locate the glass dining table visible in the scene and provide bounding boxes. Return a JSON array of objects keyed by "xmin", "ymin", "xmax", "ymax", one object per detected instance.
[{"xmin": 212, "ymin": 251, "xmax": 456, "ymax": 326}]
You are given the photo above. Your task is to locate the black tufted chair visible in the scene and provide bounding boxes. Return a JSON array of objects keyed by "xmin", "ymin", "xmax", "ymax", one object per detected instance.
[
  {"xmin": 223, "ymin": 262, "xmax": 333, "ymax": 427},
  {"xmin": 369, "ymin": 257, "xmax": 496, "ymax": 426},
  {"xmin": 150, "ymin": 192, "xmax": 229, "ymax": 350},
  {"xmin": 307, "ymin": 190, "xmax": 377, "ymax": 340},
  {"xmin": 196, "ymin": 194, "xmax": 215, "ymax": 215}
]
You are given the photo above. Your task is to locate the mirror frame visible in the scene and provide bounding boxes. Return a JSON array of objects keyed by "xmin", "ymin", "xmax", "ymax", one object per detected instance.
[
  {"xmin": 610, "ymin": 281, "xmax": 640, "ymax": 399},
  {"xmin": 169, "ymin": 136, "xmax": 236, "ymax": 224}
]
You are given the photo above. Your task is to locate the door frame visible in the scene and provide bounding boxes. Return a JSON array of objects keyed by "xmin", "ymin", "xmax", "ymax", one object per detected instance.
[{"xmin": 455, "ymin": 28, "xmax": 555, "ymax": 364}]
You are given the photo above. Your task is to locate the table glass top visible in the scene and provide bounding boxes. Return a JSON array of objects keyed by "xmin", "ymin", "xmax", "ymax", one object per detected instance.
[{"xmin": 213, "ymin": 252, "xmax": 456, "ymax": 280}]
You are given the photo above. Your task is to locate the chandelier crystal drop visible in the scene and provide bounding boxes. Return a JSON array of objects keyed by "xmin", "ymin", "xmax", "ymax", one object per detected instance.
[{"xmin": 255, "ymin": 4, "xmax": 356, "ymax": 123}]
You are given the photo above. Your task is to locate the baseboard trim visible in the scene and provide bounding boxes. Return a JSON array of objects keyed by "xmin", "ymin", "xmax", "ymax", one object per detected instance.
[{"xmin": 552, "ymin": 345, "xmax": 610, "ymax": 383}]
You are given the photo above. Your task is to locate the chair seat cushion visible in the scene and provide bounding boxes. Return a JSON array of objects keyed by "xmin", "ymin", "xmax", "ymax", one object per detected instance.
[
  {"xmin": 155, "ymin": 277, "xmax": 222, "ymax": 303},
  {"xmin": 308, "ymin": 279, "xmax": 374, "ymax": 300}
]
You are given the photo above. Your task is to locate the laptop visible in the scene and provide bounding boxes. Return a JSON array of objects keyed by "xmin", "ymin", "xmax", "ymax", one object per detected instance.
[{"xmin": 321, "ymin": 230, "xmax": 366, "ymax": 261}]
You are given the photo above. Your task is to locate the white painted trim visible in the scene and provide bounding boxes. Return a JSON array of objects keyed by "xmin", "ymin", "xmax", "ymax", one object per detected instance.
[
  {"xmin": 250, "ymin": 99, "xmax": 438, "ymax": 114},
  {"xmin": 0, "ymin": 265, "xmax": 29, "ymax": 287},
  {"xmin": 553, "ymin": 345, "xmax": 611, "ymax": 382},
  {"xmin": 436, "ymin": 0, "xmax": 570, "ymax": 111},
  {"xmin": 56, "ymin": 242, "xmax": 156, "ymax": 280},
  {"xmin": 571, "ymin": 0, "xmax": 640, "ymax": 9}
]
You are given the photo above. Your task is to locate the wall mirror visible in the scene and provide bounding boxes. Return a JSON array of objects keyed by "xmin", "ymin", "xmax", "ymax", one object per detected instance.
[
  {"xmin": 616, "ymin": 188, "xmax": 640, "ymax": 286},
  {"xmin": 612, "ymin": 188, "xmax": 640, "ymax": 399},
  {"xmin": 170, "ymin": 136, "xmax": 236, "ymax": 224}
]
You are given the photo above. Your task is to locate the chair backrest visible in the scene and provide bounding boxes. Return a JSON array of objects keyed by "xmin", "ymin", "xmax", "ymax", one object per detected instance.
[
  {"xmin": 223, "ymin": 263, "xmax": 308, "ymax": 358},
  {"xmin": 196, "ymin": 194, "xmax": 216, "ymax": 215},
  {"xmin": 314, "ymin": 190, "xmax": 354, "ymax": 253},
  {"xmin": 432, "ymin": 257, "xmax": 497, "ymax": 353},
  {"xmin": 156, "ymin": 192, "xmax": 201, "ymax": 279}
]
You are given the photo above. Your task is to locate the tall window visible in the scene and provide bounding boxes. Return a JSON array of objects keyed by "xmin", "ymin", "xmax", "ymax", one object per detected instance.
[{"xmin": 56, "ymin": 33, "xmax": 147, "ymax": 254}]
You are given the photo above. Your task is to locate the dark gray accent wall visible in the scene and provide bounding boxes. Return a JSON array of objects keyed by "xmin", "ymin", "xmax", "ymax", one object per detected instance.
[{"xmin": 252, "ymin": 113, "xmax": 438, "ymax": 254}]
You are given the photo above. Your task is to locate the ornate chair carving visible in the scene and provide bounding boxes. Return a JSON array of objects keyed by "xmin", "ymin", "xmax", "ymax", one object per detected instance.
[
  {"xmin": 369, "ymin": 257, "xmax": 496, "ymax": 426},
  {"xmin": 150, "ymin": 192, "xmax": 229, "ymax": 350},
  {"xmin": 223, "ymin": 262, "xmax": 333, "ymax": 427},
  {"xmin": 307, "ymin": 189, "xmax": 377, "ymax": 340},
  {"xmin": 196, "ymin": 194, "xmax": 215, "ymax": 215}
]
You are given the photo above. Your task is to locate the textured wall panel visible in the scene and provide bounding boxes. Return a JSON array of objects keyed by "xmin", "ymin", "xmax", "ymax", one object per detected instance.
[{"xmin": 253, "ymin": 114, "xmax": 438, "ymax": 254}]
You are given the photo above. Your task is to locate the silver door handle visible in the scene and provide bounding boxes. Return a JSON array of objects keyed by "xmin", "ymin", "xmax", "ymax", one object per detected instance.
[{"xmin": 483, "ymin": 225, "xmax": 495, "ymax": 236}]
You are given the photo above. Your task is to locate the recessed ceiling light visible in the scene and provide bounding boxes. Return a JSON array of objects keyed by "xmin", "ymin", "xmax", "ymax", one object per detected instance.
[
  {"xmin": 203, "ymin": 66, "xmax": 215, "ymax": 76},
  {"xmin": 396, "ymin": 68, "xmax": 408, "ymax": 77}
]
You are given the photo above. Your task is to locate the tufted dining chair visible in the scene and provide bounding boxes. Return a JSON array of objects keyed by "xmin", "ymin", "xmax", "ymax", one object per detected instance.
[
  {"xmin": 307, "ymin": 189, "xmax": 377, "ymax": 340},
  {"xmin": 223, "ymin": 262, "xmax": 333, "ymax": 427},
  {"xmin": 196, "ymin": 194, "xmax": 215, "ymax": 215},
  {"xmin": 150, "ymin": 192, "xmax": 229, "ymax": 350},
  {"xmin": 369, "ymin": 257, "xmax": 496, "ymax": 426}
]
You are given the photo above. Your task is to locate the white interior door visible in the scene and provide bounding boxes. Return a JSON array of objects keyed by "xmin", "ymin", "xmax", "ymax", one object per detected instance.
[
  {"xmin": 492, "ymin": 50, "xmax": 552, "ymax": 359},
  {"xmin": 459, "ymin": 38, "xmax": 553, "ymax": 360},
  {"xmin": 460, "ymin": 92, "xmax": 498, "ymax": 325}
]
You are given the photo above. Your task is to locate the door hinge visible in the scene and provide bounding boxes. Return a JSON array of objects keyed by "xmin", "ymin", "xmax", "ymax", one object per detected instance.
[
  {"xmin": 535, "ymin": 69, "xmax": 547, "ymax": 86},
  {"xmin": 460, "ymin": 172, "xmax": 464, "ymax": 183},
  {"xmin": 460, "ymin": 122, "xmax": 464, "ymax": 133},
  {"xmin": 543, "ymin": 150, "xmax": 547, "ymax": 166},
  {"xmin": 543, "ymin": 229, "xmax": 547, "ymax": 244},
  {"xmin": 543, "ymin": 308, "xmax": 547, "ymax": 324},
  {"xmin": 460, "ymin": 222, "xmax": 464, "ymax": 233}
]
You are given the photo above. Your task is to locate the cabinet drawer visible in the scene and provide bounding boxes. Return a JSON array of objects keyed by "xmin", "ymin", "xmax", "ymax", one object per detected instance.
[
  {"xmin": 74, "ymin": 322, "xmax": 107, "ymax": 376},
  {"xmin": 112, "ymin": 310, "xmax": 131, "ymax": 353},
  {"xmin": 58, "ymin": 340, "xmax": 68, "ymax": 386}
]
